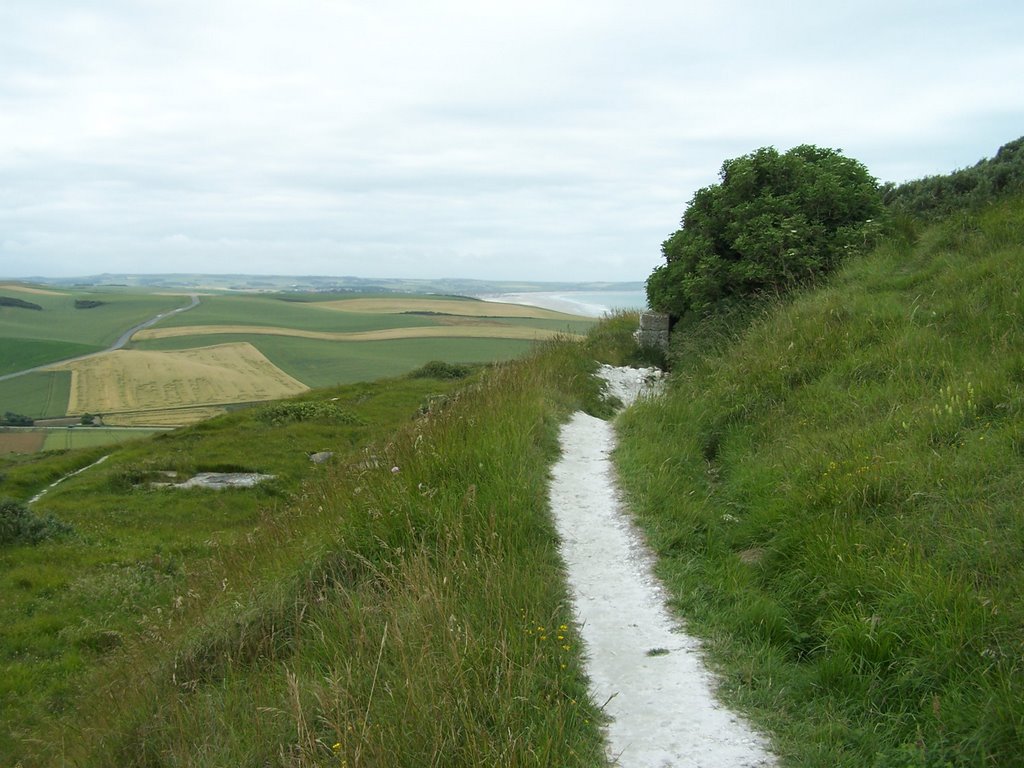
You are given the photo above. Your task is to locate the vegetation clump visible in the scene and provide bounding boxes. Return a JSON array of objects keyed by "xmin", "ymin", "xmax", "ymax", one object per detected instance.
[
  {"xmin": 884, "ymin": 135, "xmax": 1024, "ymax": 218},
  {"xmin": 646, "ymin": 144, "xmax": 882, "ymax": 319},
  {"xmin": 0, "ymin": 296, "xmax": 43, "ymax": 311},
  {"xmin": 0, "ymin": 498, "xmax": 73, "ymax": 546},
  {"xmin": 256, "ymin": 400, "xmax": 361, "ymax": 426},
  {"xmin": 409, "ymin": 360, "xmax": 473, "ymax": 379},
  {"xmin": 74, "ymin": 299, "xmax": 106, "ymax": 309},
  {"xmin": 1, "ymin": 411, "xmax": 34, "ymax": 426}
]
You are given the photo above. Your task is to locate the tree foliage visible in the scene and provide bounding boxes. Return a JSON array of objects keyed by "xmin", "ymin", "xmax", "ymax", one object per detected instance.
[
  {"xmin": 647, "ymin": 145, "xmax": 882, "ymax": 318},
  {"xmin": 1, "ymin": 412, "xmax": 34, "ymax": 427}
]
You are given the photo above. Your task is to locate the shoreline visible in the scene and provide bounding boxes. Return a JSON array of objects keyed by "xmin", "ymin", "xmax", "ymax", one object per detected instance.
[{"xmin": 479, "ymin": 290, "xmax": 646, "ymax": 318}]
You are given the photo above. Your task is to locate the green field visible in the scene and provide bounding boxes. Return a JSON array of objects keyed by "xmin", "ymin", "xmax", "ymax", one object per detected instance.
[
  {"xmin": 0, "ymin": 338, "xmax": 99, "ymax": 376},
  {"xmin": 0, "ymin": 288, "xmax": 186, "ymax": 349},
  {"xmin": 0, "ymin": 371, "xmax": 71, "ymax": 419},
  {"xmin": 41, "ymin": 428, "xmax": 163, "ymax": 451},
  {"xmin": 0, "ymin": 427, "xmax": 163, "ymax": 454},
  {"xmin": 150, "ymin": 294, "xmax": 593, "ymax": 335},
  {"xmin": 153, "ymin": 294, "xmax": 429, "ymax": 333},
  {"xmin": 134, "ymin": 333, "xmax": 538, "ymax": 387}
]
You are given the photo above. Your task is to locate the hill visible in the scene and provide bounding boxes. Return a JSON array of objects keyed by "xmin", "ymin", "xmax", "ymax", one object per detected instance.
[
  {"xmin": 0, "ymin": 335, "xmax": 635, "ymax": 765},
  {"xmin": 615, "ymin": 195, "xmax": 1024, "ymax": 765},
  {"xmin": 4, "ymin": 145, "xmax": 1023, "ymax": 765}
]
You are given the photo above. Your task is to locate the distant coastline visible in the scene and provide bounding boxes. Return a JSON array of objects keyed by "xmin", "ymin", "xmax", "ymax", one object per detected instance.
[{"xmin": 481, "ymin": 290, "xmax": 647, "ymax": 318}]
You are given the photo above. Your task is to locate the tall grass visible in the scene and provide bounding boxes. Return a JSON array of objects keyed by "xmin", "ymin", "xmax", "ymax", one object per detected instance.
[
  {"xmin": 614, "ymin": 198, "xmax": 1024, "ymax": 766},
  {"xmin": 7, "ymin": 337, "xmax": 621, "ymax": 766}
]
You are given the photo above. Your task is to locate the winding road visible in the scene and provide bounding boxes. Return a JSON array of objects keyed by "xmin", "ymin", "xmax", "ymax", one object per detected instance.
[{"xmin": 0, "ymin": 294, "xmax": 200, "ymax": 383}]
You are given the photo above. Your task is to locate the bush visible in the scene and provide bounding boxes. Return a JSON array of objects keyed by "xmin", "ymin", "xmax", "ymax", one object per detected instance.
[
  {"xmin": 256, "ymin": 401, "xmax": 361, "ymax": 426},
  {"xmin": 647, "ymin": 144, "xmax": 882, "ymax": 319},
  {"xmin": 0, "ymin": 499, "xmax": 74, "ymax": 546},
  {"xmin": 408, "ymin": 360, "xmax": 473, "ymax": 379},
  {"xmin": 883, "ymin": 135, "xmax": 1024, "ymax": 218},
  {"xmin": 0, "ymin": 296, "xmax": 42, "ymax": 311}
]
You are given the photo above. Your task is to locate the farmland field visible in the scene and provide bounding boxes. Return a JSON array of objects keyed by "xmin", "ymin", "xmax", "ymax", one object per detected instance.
[
  {"xmin": 0, "ymin": 430, "xmax": 46, "ymax": 454},
  {"xmin": 0, "ymin": 427, "xmax": 165, "ymax": 453},
  {"xmin": 133, "ymin": 334, "xmax": 538, "ymax": 388},
  {"xmin": 2, "ymin": 284, "xmax": 593, "ymax": 432},
  {"xmin": 0, "ymin": 371, "xmax": 71, "ymax": 419},
  {"xmin": 318, "ymin": 296, "xmax": 584, "ymax": 319},
  {"xmin": 0, "ymin": 284, "xmax": 187, "ymax": 349},
  {"xmin": 102, "ymin": 406, "xmax": 229, "ymax": 427},
  {"xmin": 133, "ymin": 322, "xmax": 574, "ymax": 343},
  {"xmin": 0, "ymin": 338, "xmax": 98, "ymax": 376},
  {"xmin": 48, "ymin": 342, "xmax": 309, "ymax": 416},
  {"xmin": 41, "ymin": 428, "xmax": 163, "ymax": 451},
  {"xmin": 151, "ymin": 294, "xmax": 426, "ymax": 333}
]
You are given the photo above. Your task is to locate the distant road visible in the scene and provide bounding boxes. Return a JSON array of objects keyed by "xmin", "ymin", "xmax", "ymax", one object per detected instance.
[{"xmin": 0, "ymin": 294, "xmax": 200, "ymax": 383}]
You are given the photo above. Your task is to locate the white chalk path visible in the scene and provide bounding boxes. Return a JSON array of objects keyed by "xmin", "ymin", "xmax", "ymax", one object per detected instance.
[{"xmin": 548, "ymin": 366, "xmax": 775, "ymax": 767}]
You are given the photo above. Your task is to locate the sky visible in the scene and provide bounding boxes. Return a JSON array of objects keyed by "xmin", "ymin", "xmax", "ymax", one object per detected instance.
[{"xmin": 1, "ymin": 1, "xmax": 1022, "ymax": 283}]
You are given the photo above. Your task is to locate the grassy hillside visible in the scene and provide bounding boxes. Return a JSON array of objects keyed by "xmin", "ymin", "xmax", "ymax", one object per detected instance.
[
  {"xmin": 1, "ymin": 333, "xmax": 629, "ymax": 765},
  {"xmin": 615, "ymin": 196, "xmax": 1024, "ymax": 765}
]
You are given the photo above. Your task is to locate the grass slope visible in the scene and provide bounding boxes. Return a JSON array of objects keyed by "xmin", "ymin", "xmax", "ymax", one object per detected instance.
[
  {"xmin": 1, "ymin": 337, "xmax": 625, "ymax": 766},
  {"xmin": 615, "ymin": 198, "xmax": 1024, "ymax": 766}
]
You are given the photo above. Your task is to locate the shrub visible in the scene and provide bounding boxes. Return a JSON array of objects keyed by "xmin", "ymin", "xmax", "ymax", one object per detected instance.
[
  {"xmin": 2, "ymin": 411, "xmax": 34, "ymax": 426},
  {"xmin": 256, "ymin": 401, "xmax": 361, "ymax": 426},
  {"xmin": 408, "ymin": 360, "xmax": 473, "ymax": 379},
  {"xmin": 647, "ymin": 144, "xmax": 882, "ymax": 319},
  {"xmin": 0, "ymin": 498, "xmax": 74, "ymax": 546},
  {"xmin": 0, "ymin": 296, "xmax": 42, "ymax": 311},
  {"xmin": 883, "ymin": 135, "xmax": 1024, "ymax": 218}
]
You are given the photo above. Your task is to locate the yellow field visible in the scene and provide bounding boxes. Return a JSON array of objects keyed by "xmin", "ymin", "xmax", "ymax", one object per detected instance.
[
  {"xmin": 102, "ymin": 406, "xmax": 229, "ymax": 427},
  {"xmin": 316, "ymin": 297, "xmax": 581, "ymax": 320},
  {"xmin": 132, "ymin": 324, "xmax": 580, "ymax": 343},
  {"xmin": 0, "ymin": 283, "xmax": 63, "ymax": 296},
  {"xmin": 48, "ymin": 342, "xmax": 309, "ymax": 416}
]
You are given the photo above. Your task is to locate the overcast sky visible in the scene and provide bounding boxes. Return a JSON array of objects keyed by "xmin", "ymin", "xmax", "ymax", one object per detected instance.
[{"xmin": 1, "ymin": 1, "xmax": 1021, "ymax": 283}]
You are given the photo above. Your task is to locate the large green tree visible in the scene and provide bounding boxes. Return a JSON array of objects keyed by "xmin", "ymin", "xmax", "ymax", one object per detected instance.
[{"xmin": 647, "ymin": 145, "xmax": 882, "ymax": 318}]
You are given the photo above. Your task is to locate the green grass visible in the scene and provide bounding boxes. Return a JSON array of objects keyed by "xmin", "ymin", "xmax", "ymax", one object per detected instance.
[
  {"xmin": 0, "ymin": 340, "xmax": 618, "ymax": 766},
  {"xmin": 0, "ymin": 338, "xmax": 99, "ymax": 376},
  {"xmin": 614, "ymin": 197, "xmax": 1024, "ymax": 766},
  {"xmin": 0, "ymin": 371, "xmax": 72, "ymax": 419},
  {"xmin": 146, "ymin": 294, "xmax": 592, "ymax": 336},
  {"xmin": 41, "ymin": 429, "xmax": 163, "ymax": 451},
  {"xmin": 0, "ymin": 289, "xmax": 186, "ymax": 349},
  {"xmin": 134, "ymin": 334, "xmax": 539, "ymax": 387},
  {"xmin": 151, "ymin": 294, "xmax": 432, "ymax": 333}
]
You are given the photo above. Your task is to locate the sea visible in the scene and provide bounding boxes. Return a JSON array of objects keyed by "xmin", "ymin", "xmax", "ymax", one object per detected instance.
[{"xmin": 480, "ymin": 290, "xmax": 647, "ymax": 318}]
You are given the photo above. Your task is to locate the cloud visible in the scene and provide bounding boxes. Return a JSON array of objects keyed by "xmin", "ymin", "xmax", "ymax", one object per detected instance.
[{"xmin": 1, "ymin": 0, "xmax": 1022, "ymax": 281}]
